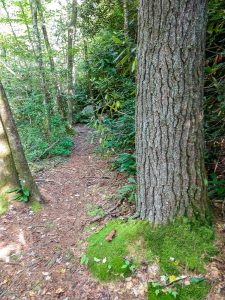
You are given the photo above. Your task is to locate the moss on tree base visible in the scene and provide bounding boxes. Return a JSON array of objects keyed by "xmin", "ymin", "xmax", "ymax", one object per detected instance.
[{"xmin": 0, "ymin": 195, "xmax": 9, "ymax": 215}]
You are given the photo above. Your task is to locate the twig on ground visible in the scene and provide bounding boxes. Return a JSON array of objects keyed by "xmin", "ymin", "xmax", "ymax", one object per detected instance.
[
  {"xmin": 0, "ymin": 261, "xmax": 22, "ymax": 266},
  {"xmin": 89, "ymin": 199, "xmax": 124, "ymax": 224},
  {"xmin": 35, "ymin": 179, "xmax": 56, "ymax": 183},
  {"xmin": 164, "ymin": 276, "xmax": 188, "ymax": 287}
]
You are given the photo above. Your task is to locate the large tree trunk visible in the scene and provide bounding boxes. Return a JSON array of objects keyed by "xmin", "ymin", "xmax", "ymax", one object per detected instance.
[
  {"xmin": 0, "ymin": 82, "xmax": 42, "ymax": 203},
  {"xmin": 67, "ymin": 0, "xmax": 78, "ymax": 127},
  {"xmin": 29, "ymin": 0, "xmax": 51, "ymax": 133},
  {"xmin": 136, "ymin": 0, "xmax": 208, "ymax": 224}
]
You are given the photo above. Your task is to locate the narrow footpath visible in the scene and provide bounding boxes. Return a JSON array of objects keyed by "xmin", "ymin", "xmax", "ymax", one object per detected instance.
[{"xmin": 0, "ymin": 125, "xmax": 146, "ymax": 300}]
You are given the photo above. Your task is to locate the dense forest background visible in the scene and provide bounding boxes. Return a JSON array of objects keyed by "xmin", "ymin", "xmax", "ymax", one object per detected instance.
[{"xmin": 0, "ymin": 0, "xmax": 224, "ymax": 199}]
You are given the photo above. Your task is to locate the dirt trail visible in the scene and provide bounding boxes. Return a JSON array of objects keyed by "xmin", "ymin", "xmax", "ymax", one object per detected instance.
[{"xmin": 0, "ymin": 125, "xmax": 142, "ymax": 300}]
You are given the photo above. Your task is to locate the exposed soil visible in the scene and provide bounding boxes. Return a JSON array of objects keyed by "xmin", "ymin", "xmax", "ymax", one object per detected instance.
[
  {"xmin": 0, "ymin": 124, "xmax": 225, "ymax": 300},
  {"xmin": 0, "ymin": 125, "xmax": 146, "ymax": 300}
]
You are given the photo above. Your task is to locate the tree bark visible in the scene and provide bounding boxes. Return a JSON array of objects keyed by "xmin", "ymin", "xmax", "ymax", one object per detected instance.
[
  {"xmin": 29, "ymin": 0, "xmax": 51, "ymax": 133},
  {"xmin": 136, "ymin": 0, "xmax": 208, "ymax": 224},
  {"xmin": 84, "ymin": 40, "xmax": 94, "ymax": 100},
  {"xmin": 67, "ymin": 0, "xmax": 78, "ymax": 127},
  {"xmin": 0, "ymin": 115, "xmax": 19, "ymax": 200},
  {"xmin": 122, "ymin": 0, "xmax": 129, "ymax": 39},
  {"xmin": 0, "ymin": 82, "xmax": 42, "ymax": 202}
]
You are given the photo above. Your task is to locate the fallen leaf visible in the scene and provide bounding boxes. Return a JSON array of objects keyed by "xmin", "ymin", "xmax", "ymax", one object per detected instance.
[
  {"xmin": 172, "ymin": 260, "xmax": 179, "ymax": 266},
  {"xmin": 28, "ymin": 291, "xmax": 35, "ymax": 297},
  {"xmin": 169, "ymin": 275, "xmax": 177, "ymax": 282},
  {"xmin": 160, "ymin": 275, "xmax": 167, "ymax": 283},
  {"xmin": 94, "ymin": 257, "xmax": 101, "ymax": 262},
  {"xmin": 42, "ymin": 272, "xmax": 49, "ymax": 276},
  {"xmin": 55, "ymin": 287, "xmax": 64, "ymax": 295},
  {"xmin": 2, "ymin": 278, "xmax": 9, "ymax": 285},
  {"xmin": 60, "ymin": 268, "xmax": 66, "ymax": 274},
  {"xmin": 189, "ymin": 277, "xmax": 205, "ymax": 284},
  {"xmin": 45, "ymin": 275, "xmax": 51, "ymax": 281},
  {"xmin": 126, "ymin": 282, "xmax": 133, "ymax": 289},
  {"xmin": 105, "ymin": 229, "xmax": 116, "ymax": 242},
  {"xmin": 102, "ymin": 257, "xmax": 107, "ymax": 263},
  {"xmin": 169, "ymin": 257, "xmax": 175, "ymax": 262}
]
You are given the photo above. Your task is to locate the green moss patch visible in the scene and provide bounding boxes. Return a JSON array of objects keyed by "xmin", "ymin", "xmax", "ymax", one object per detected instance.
[
  {"xmin": 30, "ymin": 201, "xmax": 42, "ymax": 213},
  {"xmin": 144, "ymin": 220, "xmax": 217, "ymax": 275},
  {"xmin": 148, "ymin": 281, "xmax": 210, "ymax": 300},
  {"xmin": 86, "ymin": 220, "xmax": 149, "ymax": 280},
  {"xmin": 85, "ymin": 219, "xmax": 217, "ymax": 283},
  {"xmin": 0, "ymin": 196, "xmax": 9, "ymax": 215}
]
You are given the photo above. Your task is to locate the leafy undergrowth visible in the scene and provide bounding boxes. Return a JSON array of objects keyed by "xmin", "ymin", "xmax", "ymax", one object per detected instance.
[
  {"xmin": 0, "ymin": 196, "xmax": 9, "ymax": 215},
  {"xmin": 85, "ymin": 219, "xmax": 217, "ymax": 298},
  {"xmin": 19, "ymin": 115, "xmax": 74, "ymax": 162}
]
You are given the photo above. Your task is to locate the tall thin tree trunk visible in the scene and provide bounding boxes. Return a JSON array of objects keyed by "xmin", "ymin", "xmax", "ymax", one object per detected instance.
[
  {"xmin": 29, "ymin": 0, "xmax": 51, "ymax": 133},
  {"xmin": 136, "ymin": 0, "xmax": 208, "ymax": 224},
  {"xmin": 36, "ymin": 0, "xmax": 65, "ymax": 117},
  {"xmin": 67, "ymin": 0, "xmax": 77, "ymax": 127},
  {"xmin": 18, "ymin": 2, "xmax": 36, "ymax": 56},
  {"xmin": 122, "ymin": 0, "xmax": 129, "ymax": 39},
  {"xmin": 0, "ymin": 115, "xmax": 19, "ymax": 200},
  {"xmin": 84, "ymin": 40, "xmax": 93, "ymax": 100},
  {"xmin": 0, "ymin": 82, "xmax": 42, "ymax": 202}
]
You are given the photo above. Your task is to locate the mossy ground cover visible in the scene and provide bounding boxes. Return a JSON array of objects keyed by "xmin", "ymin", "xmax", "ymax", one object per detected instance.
[
  {"xmin": 85, "ymin": 219, "xmax": 218, "ymax": 299},
  {"xmin": 30, "ymin": 201, "xmax": 42, "ymax": 213},
  {"xmin": 148, "ymin": 281, "xmax": 210, "ymax": 300},
  {"xmin": 0, "ymin": 196, "xmax": 9, "ymax": 215},
  {"xmin": 0, "ymin": 198, "xmax": 42, "ymax": 216}
]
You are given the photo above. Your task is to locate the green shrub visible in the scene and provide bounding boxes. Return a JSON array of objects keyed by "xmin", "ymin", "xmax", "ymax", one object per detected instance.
[
  {"xmin": 18, "ymin": 115, "xmax": 74, "ymax": 161},
  {"xmin": 113, "ymin": 152, "xmax": 136, "ymax": 174}
]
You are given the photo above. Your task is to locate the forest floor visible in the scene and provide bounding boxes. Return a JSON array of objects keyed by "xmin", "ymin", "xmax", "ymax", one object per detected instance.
[
  {"xmin": 0, "ymin": 125, "xmax": 225, "ymax": 300},
  {"xmin": 0, "ymin": 124, "xmax": 147, "ymax": 300}
]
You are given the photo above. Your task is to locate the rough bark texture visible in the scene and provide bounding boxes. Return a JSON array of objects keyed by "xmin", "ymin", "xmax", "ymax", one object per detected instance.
[
  {"xmin": 0, "ymin": 82, "xmax": 42, "ymax": 202},
  {"xmin": 67, "ymin": 0, "xmax": 77, "ymax": 127},
  {"xmin": 0, "ymin": 115, "xmax": 19, "ymax": 199},
  {"xmin": 136, "ymin": 0, "xmax": 208, "ymax": 224}
]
